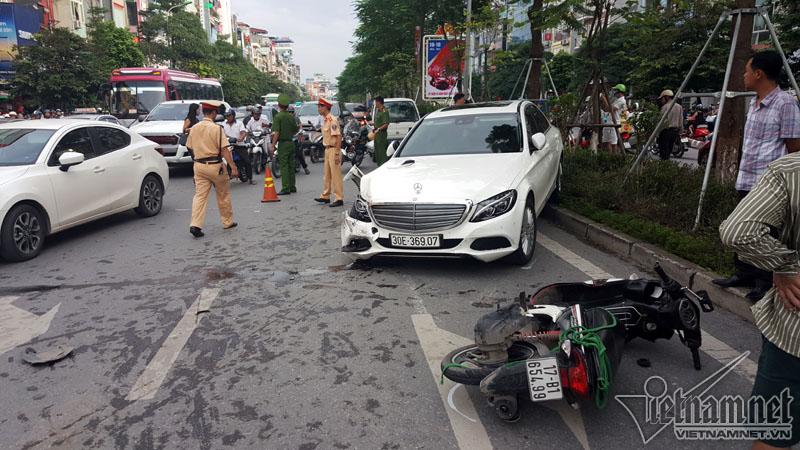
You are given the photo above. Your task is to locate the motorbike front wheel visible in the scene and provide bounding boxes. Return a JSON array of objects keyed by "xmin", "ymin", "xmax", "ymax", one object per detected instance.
[
  {"xmin": 253, "ymin": 153, "xmax": 263, "ymax": 175},
  {"xmin": 310, "ymin": 146, "xmax": 320, "ymax": 164},
  {"xmin": 441, "ymin": 342, "xmax": 540, "ymax": 386},
  {"xmin": 271, "ymin": 157, "xmax": 281, "ymax": 179}
]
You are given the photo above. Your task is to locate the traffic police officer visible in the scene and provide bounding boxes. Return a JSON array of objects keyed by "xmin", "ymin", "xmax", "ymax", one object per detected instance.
[
  {"xmin": 314, "ymin": 98, "xmax": 344, "ymax": 207},
  {"xmin": 271, "ymin": 94, "xmax": 299, "ymax": 195},
  {"xmin": 186, "ymin": 101, "xmax": 238, "ymax": 237},
  {"xmin": 372, "ymin": 96, "xmax": 390, "ymax": 166}
]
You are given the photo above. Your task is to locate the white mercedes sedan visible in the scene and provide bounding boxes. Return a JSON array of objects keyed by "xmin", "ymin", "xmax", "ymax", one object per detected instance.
[
  {"xmin": 0, "ymin": 120, "xmax": 169, "ymax": 262},
  {"xmin": 341, "ymin": 100, "xmax": 562, "ymax": 265}
]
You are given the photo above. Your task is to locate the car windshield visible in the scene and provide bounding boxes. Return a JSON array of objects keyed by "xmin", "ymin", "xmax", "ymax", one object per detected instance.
[
  {"xmin": 146, "ymin": 103, "xmax": 195, "ymax": 121},
  {"xmin": 110, "ymin": 81, "xmax": 166, "ymax": 118},
  {"xmin": 386, "ymin": 102, "xmax": 420, "ymax": 123},
  {"xmin": 0, "ymin": 129, "xmax": 56, "ymax": 166},
  {"xmin": 397, "ymin": 113, "xmax": 521, "ymax": 156},
  {"xmin": 297, "ymin": 103, "xmax": 319, "ymax": 116}
]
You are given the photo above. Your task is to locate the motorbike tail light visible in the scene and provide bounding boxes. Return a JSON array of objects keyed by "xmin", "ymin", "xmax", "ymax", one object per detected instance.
[
  {"xmin": 621, "ymin": 133, "xmax": 630, "ymax": 140},
  {"xmin": 560, "ymin": 349, "xmax": 591, "ymax": 399}
]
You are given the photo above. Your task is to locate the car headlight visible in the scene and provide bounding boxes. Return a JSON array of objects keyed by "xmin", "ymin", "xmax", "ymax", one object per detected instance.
[
  {"xmin": 349, "ymin": 196, "xmax": 371, "ymax": 222},
  {"xmin": 470, "ymin": 190, "xmax": 517, "ymax": 223}
]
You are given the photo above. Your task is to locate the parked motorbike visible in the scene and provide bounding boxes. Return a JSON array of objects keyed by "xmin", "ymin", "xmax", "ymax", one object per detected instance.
[
  {"xmin": 440, "ymin": 264, "xmax": 714, "ymax": 422},
  {"xmin": 341, "ymin": 119, "xmax": 370, "ymax": 167}
]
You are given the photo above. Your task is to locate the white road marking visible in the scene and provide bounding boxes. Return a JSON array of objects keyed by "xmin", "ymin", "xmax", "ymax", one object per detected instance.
[
  {"xmin": 412, "ymin": 314, "xmax": 493, "ymax": 450},
  {"xmin": 447, "ymin": 384, "xmax": 478, "ymax": 423},
  {"xmin": 126, "ymin": 288, "xmax": 221, "ymax": 401},
  {"xmin": 0, "ymin": 296, "xmax": 60, "ymax": 356},
  {"xmin": 538, "ymin": 233, "xmax": 758, "ymax": 383},
  {"xmin": 196, "ymin": 288, "xmax": 219, "ymax": 314}
]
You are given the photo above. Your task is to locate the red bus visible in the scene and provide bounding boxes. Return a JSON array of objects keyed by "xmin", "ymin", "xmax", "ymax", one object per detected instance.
[{"xmin": 105, "ymin": 68, "xmax": 224, "ymax": 120}]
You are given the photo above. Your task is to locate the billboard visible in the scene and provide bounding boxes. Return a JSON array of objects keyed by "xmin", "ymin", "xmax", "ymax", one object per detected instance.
[
  {"xmin": 422, "ymin": 35, "xmax": 464, "ymax": 101},
  {"xmin": 0, "ymin": 3, "xmax": 17, "ymax": 81}
]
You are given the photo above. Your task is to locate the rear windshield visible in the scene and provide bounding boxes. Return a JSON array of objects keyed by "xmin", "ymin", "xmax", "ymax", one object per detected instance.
[
  {"xmin": 386, "ymin": 101, "xmax": 420, "ymax": 123},
  {"xmin": 397, "ymin": 113, "xmax": 521, "ymax": 156},
  {"xmin": 0, "ymin": 129, "xmax": 56, "ymax": 166},
  {"xmin": 146, "ymin": 103, "xmax": 194, "ymax": 121}
]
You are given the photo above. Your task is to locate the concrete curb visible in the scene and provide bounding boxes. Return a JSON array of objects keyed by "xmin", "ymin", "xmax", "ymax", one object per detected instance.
[{"xmin": 546, "ymin": 206, "xmax": 754, "ymax": 324}]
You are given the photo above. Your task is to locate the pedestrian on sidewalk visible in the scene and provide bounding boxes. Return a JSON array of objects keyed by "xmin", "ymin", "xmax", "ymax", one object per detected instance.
[
  {"xmin": 656, "ymin": 89, "xmax": 683, "ymax": 160},
  {"xmin": 271, "ymin": 94, "xmax": 299, "ymax": 195},
  {"xmin": 714, "ymin": 50, "xmax": 800, "ymax": 301},
  {"xmin": 719, "ymin": 152, "xmax": 800, "ymax": 450},
  {"xmin": 372, "ymin": 96, "xmax": 390, "ymax": 166},
  {"xmin": 186, "ymin": 101, "xmax": 238, "ymax": 238},
  {"xmin": 314, "ymin": 98, "xmax": 344, "ymax": 207},
  {"xmin": 453, "ymin": 93, "xmax": 467, "ymax": 105}
]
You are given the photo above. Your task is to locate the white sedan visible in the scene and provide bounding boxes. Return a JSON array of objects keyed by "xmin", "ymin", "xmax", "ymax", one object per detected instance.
[
  {"xmin": 341, "ymin": 100, "xmax": 562, "ymax": 264},
  {"xmin": 0, "ymin": 120, "xmax": 169, "ymax": 261}
]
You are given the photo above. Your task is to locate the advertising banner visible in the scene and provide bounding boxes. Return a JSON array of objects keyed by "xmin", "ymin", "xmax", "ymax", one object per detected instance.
[
  {"xmin": 0, "ymin": 3, "xmax": 17, "ymax": 81},
  {"xmin": 422, "ymin": 35, "xmax": 464, "ymax": 101},
  {"xmin": 14, "ymin": 0, "xmax": 43, "ymax": 47}
]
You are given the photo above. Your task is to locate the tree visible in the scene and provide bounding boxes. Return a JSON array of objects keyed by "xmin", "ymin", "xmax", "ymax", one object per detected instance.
[
  {"xmin": 88, "ymin": 15, "xmax": 145, "ymax": 83},
  {"xmin": 139, "ymin": 0, "xmax": 211, "ymax": 69},
  {"xmin": 13, "ymin": 29, "xmax": 100, "ymax": 110},
  {"xmin": 767, "ymin": 0, "xmax": 800, "ymax": 78},
  {"xmin": 713, "ymin": 0, "xmax": 756, "ymax": 183}
]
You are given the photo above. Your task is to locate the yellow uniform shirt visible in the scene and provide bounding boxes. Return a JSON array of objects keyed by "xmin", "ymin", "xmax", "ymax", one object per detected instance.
[
  {"xmin": 322, "ymin": 113, "xmax": 341, "ymax": 148},
  {"xmin": 186, "ymin": 118, "xmax": 226, "ymax": 160}
]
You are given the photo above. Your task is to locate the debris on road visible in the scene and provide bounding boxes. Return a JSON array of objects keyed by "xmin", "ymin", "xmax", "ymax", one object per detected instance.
[{"xmin": 22, "ymin": 344, "xmax": 73, "ymax": 365}]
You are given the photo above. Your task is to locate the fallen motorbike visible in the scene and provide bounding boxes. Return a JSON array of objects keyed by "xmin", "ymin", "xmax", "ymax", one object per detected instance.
[
  {"xmin": 440, "ymin": 264, "xmax": 714, "ymax": 422},
  {"xmin": 342, "ymin": 119, "xmax": 370, "ymax": 167}
]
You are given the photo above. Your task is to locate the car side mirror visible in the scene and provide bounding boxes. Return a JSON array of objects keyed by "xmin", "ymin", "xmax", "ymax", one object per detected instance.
[
  {"xmin": 58, "ymin": 151, "xmax": 85, "ymax": 172},
  {"xmin": 531, "ymin": 133, "xmax": 547, "ymax": 151},
  {"xmin": 387, "ymin": 140, "xmax": 400, "ymax": 158},
  {"xmin": 137, "ymin": 115, "xmax": 146, "ymax": 122}
]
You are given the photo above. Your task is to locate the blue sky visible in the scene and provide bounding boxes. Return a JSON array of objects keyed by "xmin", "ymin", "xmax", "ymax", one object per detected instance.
[{"xmin": 231, "ymin": 0, "xmax": 358, "ymax": 82}]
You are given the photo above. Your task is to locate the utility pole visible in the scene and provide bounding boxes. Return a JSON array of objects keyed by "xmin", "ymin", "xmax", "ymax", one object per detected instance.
[
  {"xmin": 713, "ymin": 0, "xmax": 756, "ymax": 183},
  {"xmin": 464, "ymin": 0, "xmax": 474, "ymax": 99}
]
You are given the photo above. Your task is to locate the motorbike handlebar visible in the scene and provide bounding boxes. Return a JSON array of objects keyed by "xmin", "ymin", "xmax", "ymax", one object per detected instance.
[{"xmin": 654, "ymin": 263, "xmax": 670, "ymax": 284}]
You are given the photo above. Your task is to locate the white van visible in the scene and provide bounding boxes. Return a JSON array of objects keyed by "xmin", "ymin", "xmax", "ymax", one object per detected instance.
[{"xmin": 372, "ymin": 98, "xmax": 420, "ymax": 143}]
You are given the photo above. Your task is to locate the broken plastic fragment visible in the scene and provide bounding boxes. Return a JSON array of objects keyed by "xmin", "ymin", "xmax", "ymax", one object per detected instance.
[{"xmin": 22, "ymin": 345, "xmax": 73, "ymax": 365}]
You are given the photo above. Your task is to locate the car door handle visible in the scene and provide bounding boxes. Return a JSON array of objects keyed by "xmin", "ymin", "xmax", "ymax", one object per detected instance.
[
  {"xmin": 132, "ymin": 153, "xmax": 142, "ymax": 160},
  {"xmin": 93, "ymin": 167, "xmax": 106, "ymax": 174}
]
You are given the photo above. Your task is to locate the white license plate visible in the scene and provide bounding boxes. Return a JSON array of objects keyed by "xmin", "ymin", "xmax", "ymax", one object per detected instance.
[
  {"xmin": 527, "ymin": 357, "xmax": 563, "ymax": 402},
  {"xmin": 623, "ymin": 142, "xmax": 631, "ymax": 149},
  {"xmin": 389, "ymin": 234, "xmax": 441, "ymax": 248},
  {"xmin": 681, "ymin": 138, "xmax": 689, "ymax": 143}
]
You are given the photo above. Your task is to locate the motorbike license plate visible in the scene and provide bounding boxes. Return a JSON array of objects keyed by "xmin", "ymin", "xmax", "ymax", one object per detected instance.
[
  {"xmin": 623, "ymin": 142, "xmax": 631, "ymax": 149},
  {"xmin": 389, "ymin": 234, "xmax": 441, "ymax": 248},
  {"xmin": 527, "ymin": 357, "xmax": 563, "ymax": 402},
  {"xmin": 681, "ymin": 137, "xmax": 689, "ymax": 143}
]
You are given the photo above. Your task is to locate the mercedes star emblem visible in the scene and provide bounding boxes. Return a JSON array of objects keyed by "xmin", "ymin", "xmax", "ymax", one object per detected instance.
[{"xmin": 413, "ymin": 183, "xmax": 422, "ymax": 194}]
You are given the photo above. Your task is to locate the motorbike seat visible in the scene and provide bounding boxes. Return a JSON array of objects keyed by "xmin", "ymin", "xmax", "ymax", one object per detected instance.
[{"xmin": 529, "ymin": 279, "xmax": 659, "ymax": 309}]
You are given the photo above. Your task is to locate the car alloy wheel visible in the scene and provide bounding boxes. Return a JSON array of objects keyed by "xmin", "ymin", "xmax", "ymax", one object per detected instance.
[
  {"xmin": 135, "ymin": 175, "xmax": 163, "ymax": 218},
  {"xmin": 13, "ymin": 211, "xmax": 42, "ymax": 256},
  {"xmin": 520, "ymin": 203, "xmax": 536, "ymax": 258}
]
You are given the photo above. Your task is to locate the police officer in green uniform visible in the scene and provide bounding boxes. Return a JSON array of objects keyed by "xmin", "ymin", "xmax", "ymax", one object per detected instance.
[
  {"xmin": 373, "ymin": 96, "xmax": 390, "ymax": 166},
  {"xmin": 271, "ymin": 94, "xmax": 299, "ymax": 195}
]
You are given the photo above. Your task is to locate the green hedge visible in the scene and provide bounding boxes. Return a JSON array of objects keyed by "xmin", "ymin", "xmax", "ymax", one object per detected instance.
[{"xmin": 561, "ymin": 150, "xmax": 738, "ymax": 274}]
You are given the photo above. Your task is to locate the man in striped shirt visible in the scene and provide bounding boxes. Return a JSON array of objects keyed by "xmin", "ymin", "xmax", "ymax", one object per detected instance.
[
  {"xmin": 720, "ymin": 153, "xmax": 800, "ymax": 449},
  {"xmin": 714, "ymin": 50, "xmax": 800, "ymax": 301}
]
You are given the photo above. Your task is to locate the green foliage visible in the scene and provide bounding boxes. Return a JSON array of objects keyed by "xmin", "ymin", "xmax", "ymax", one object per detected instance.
[
  {"xmin": 547, "ymin": 92, "xmax": 579, "ymax": 138},
  {"xmin": 560, "ymin": 149, "xmax": 739, "ymax": 273},
  {"xmin": 88, "ymin": 19, "xmax": 145, "ymax": 81},
  {"xmin": 12, "ymin": 28, "xmax": 100, "ymax": 110},
  {"xmin": 767, "ymin": 0, "xmax": 800, "ymax": 79}
]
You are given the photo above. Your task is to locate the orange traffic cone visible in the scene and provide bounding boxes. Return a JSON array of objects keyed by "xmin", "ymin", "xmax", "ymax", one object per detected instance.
[{"xmin": 261, "ymin": 167, "xmax": 280, "ymax": 203}]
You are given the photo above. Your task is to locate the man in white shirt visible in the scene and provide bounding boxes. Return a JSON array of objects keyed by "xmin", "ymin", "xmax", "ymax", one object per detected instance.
[
  {"xmin": 245, "ymin": 106, "xmax": 270, "ymax": 134},
  {"xmin": 222, "ymin": 109, "xmax": 250, "ymax": 183}
]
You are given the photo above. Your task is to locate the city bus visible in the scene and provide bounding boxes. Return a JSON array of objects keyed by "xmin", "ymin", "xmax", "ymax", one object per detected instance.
[{"xmin": 104, "ymin": 68, "xmax": 224, "ymax": 121}]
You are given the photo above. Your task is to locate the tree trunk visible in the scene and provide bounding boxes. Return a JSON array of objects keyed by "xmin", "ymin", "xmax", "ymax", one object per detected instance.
[
  {"xmin": 526, "ymin": 0, "xmax": 544, "ymax": 99},
  {"xmin": 713, "ymin": 1, "xmax": 756, "ymax": 184}
]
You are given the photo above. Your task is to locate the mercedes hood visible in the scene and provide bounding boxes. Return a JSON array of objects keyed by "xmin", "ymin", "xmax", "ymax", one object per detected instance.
[{"xmin": 360, "ymin": 154, "xmax": 525, "ymax": 204}]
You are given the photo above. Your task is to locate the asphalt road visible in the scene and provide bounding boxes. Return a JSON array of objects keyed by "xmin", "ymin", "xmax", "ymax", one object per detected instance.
[{"xmin": 0, "ymin": 156, "xmax": 762, "ymax": 450}]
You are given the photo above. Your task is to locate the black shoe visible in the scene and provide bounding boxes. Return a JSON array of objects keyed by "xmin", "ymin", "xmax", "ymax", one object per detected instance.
[
  {"xmin": 304, "ymin": 168, "xmax": 310, "ymax": 175},
  {"xmin": 277, "ymin": 190, "xmax": 291, "ymax": 196},
  {"xmin": 746, "ymin": 280, "xmax": 772, "ymax": 302},
  {"xmin": 290, "ymin": 188, "xmax": 297, "ymax": 193},
  {"xmin": 329, "ymin": 200, "xmax": 344, "ymax": 207},
  {"xmin": 224, "ymin": 222, "xmax": 238, "ymax": 230},
  {"xmin": 190, "ymin": 226, "xmax": 204, "ymax": 238},
  {"xmin": 712, "ymin": 274, "xmax": 753, "ymax": 289},
  {"xmin": 314, "ymin": 198, "xmax": 330, "ymax": 204},
  {"xmin": 249, "ymin": 180, "xmax": 255, "ymax": 185}
]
